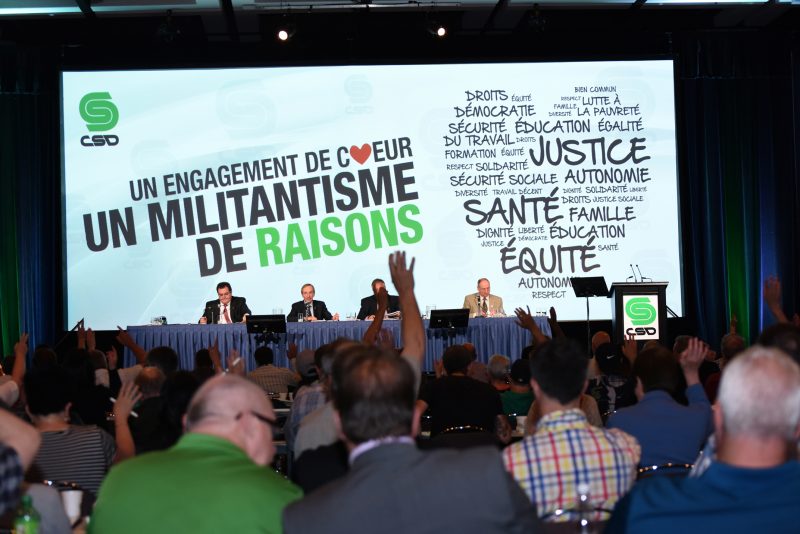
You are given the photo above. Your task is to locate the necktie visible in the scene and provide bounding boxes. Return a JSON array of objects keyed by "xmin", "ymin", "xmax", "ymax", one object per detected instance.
[
  {"xmin": 481, "ymin": 297, "xmax": 488, "ymax": 317},
  {"xmin": 305, "ymin": 302, "xmax": 312, "ymax": 318},
  {"xmin": 223, "ymin": 304, "xmax": 231, "ymax": 324}
]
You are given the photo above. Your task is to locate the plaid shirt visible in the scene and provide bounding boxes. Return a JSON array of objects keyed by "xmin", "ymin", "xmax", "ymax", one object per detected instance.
[
  {"xmin": 503, "ymin": 408, "xmax": 639, "ymax": 522},
  {"xmin": 284, "ymin": 382, "xmax": 326, "ymax": 451},
  {"xmin": 247, "ymin": 365, "xmax": 298, "ymax": 394},
  {"xmin": 0, "ymin": 444, "xmax": 23, "ymax": 516}
]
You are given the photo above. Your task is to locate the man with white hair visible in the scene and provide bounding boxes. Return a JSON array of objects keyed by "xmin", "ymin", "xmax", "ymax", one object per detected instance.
[
  {"xmin": 607, "ymin": 346, "xmax": 800, "ymax": 532},
  {"xmin": 89, "ymin": 374, "xmax": 301, "ymax": 533}
]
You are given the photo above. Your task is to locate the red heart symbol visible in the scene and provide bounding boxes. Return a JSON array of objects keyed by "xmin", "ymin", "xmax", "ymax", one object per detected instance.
[{"xmin": 350, "ymin": 143, "xmax": 372, "ymax": 165}]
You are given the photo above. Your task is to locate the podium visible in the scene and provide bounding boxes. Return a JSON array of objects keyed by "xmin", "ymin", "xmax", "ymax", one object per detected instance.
[{"xmin": 609, "ymin": 282, "xmax": 668, "ymax": 344}]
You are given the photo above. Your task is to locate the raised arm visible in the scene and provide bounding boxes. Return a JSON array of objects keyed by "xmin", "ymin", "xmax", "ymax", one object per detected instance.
[
  {"xmin": 514, "ymin": 307, "xmax": 549, "ymax": 347},
  {"xmin": 547, "ymin": 307, "xmax": 566, "ymax": 339},
  {"xmin": 116, "ymin": 326, "xmax": 147, "ymax": 365},
  {"xmin": 679, "ymin": 337, "xmax": 705, "ymax": 388},
  {"xmin": 390, "ymin": 251, "xmax": 424, "ymax": 367},
  {"xmin": 362, "ymin": 286, "xmax": 389, "ymax": 346},
  {"xmin": 11, "ymin": 333, "xmax": 28, "ymax": 388},
  {"xmin": 0, "ymin": 408, "xmax": 40, "ymax": 471},
  {"xmin": 112, "ymin": 381, "xmax": 142, "ymax": 463},
  {"xmin": 763, "ymin": 276, "xmax": 789, "ymax": 324}
]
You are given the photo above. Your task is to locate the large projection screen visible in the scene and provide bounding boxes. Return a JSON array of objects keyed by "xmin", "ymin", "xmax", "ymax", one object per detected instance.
[{"xmin": 62, "ymin": 60, "xmax": 683, "ymax": 329}]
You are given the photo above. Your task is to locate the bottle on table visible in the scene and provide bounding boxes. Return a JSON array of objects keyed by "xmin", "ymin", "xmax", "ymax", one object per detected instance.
[{"xmin": 13, "ymin": 494, "xmax": 41, "ymax": 534}]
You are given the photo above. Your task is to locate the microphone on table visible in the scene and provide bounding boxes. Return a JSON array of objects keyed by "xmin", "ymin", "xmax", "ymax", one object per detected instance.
[
  {"xmin": 635, "ymin": 264, "xmax": 651, "ymax": 282},
  {"xmin": 627, "ymin": 264, "xmax": 637, "ymax": 282}
]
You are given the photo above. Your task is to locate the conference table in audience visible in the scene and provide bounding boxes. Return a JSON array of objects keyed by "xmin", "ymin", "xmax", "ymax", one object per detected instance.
[{"xmin": 124, "ymin": 317, "xmax": 551, "ymax": 372}]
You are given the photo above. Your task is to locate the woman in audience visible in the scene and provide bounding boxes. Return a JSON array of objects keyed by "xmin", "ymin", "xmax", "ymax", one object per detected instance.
[{"xmin": 24, "ymin": 367, "xmax": 139, "ymax": 495}]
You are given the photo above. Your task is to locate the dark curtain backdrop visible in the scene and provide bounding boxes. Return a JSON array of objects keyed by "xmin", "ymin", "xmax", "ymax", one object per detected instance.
[
  {"xmin": 675, "ymin": 31, "xmax": 798, "ymax": 346},
  {"xmin": 0, "ymin": 31, "xmax": 798, "ymax": 355},
  {"xmin": 0, "ymin": 44, "xmax": 61, "ymax": 356}
]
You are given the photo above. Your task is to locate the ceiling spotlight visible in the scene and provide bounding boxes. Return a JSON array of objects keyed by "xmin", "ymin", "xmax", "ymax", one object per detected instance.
[
  {"xmin": 276, "ymin": 19, "xmax": 296, "ymax": 42},
  {"xmin": 427, "ymin": 21, "xmax": 447, "ymax": 38}
]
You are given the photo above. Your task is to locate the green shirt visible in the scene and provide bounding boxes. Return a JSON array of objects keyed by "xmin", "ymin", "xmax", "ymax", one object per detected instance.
[
  {"xmin": 89, "ymin": 433, "xmax": 301, "ymax": 534},
  {"xmin": 501, "ymin": 390, "xmax": 534, "ymax": 416}
]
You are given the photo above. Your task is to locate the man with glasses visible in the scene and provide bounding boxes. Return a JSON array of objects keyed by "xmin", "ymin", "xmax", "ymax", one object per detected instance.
[
  {"xmin": 463, "ymin": 278, "xmax": 505, "ymax": 318},
  {"xmin": 89, "ymin": 374, "xmax": 302, "ymax": 534},
  {"xmin": 199, "ymin": 281, "xmax": 251, "ymax": 324}
]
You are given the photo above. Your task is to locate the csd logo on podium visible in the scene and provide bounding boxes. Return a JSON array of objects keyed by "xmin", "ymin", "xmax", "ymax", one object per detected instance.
[
  {"xmin": 79, "ymin": 92, "xmax": 120, "ymax": 147},
  {"xmin": 624, "ymin": 296, "xmax": 658, "ymax": 337}
]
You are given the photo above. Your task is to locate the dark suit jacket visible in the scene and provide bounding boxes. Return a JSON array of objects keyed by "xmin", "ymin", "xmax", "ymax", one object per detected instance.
[
  {"xmin": 283, "ymin": 443, "xmax": 540, "ymax": 534},
  {"xmin": 356, "ymin": 294, "xmax": 400, "ymax": 320},
  {"xmin": 201, "ymin": 296, "xmax": 251, "ymax": 323},
  {"xmin": 287, "ymin": 300, "xmax": 332, "ymax": 322}
]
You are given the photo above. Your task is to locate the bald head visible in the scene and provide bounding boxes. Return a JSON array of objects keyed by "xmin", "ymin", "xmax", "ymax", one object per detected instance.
[
  {"xmin": 185, "ymin": 375, "xmax": 276, "ymax": 466},
  {"xmin": 135, "ymin": 367, "xmax": 166, "ymax": 399}
]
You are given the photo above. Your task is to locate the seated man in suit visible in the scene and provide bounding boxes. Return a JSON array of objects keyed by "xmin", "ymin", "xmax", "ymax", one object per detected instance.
[
  {"xmin": 608, "ymin": 346, "xmax": 800, "ymax": 533},
  {"xmin": 283, "ymin": 347, "xmax": 540, "ymax": 534},
  {"xmin": 199, "ymin": 281, "xmax": 251, "ymax": 324},
  {"xmin": 287, "ymin": 283, "xmax": 339, "ymax": 322},
  {"xmin": 357, "ymin": 278, "xmax": 400, "ymax": 320},
  {"xmin": 463, "ymin": 278, "xmax": 505, "ymax": 317}
]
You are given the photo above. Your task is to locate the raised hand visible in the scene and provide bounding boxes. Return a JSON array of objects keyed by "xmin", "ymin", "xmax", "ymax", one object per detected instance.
[
  {"xmin": 113, "ymin": 382, "xmax": 142, "ymax": 421},
  {"xmin": 679, "ymin": 337, "xmax": 704, "ymax": 386},
  {"xmin": 622, "ymin": 333, "xmax": 637, "ymax": 363},
  {"xmin": 389, "ymin": 251, "xmax": 415, "ymax": 294},
  {"xmin": 227, "ymin": 349, "xmax": 244, "ymax": 376},
  {"xmin": 763, "ymin": 276, "xmax": 789, "ymax": 323},
  {"xmin": 116, "ymin": 326, "xmax": 135, "ymax": 347},
  {"xmin": 514, "ymin": 306, "xmax": 536, "ymax": 331},
  {"xmin": 376, "ymin": 285, "xmax": 389, "ymax": 311}
]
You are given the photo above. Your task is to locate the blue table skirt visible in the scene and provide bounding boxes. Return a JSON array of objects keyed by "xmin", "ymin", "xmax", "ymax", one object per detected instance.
[{"xmin": 126, "ymin": 316, "xmax": 551, "ymax": 372}]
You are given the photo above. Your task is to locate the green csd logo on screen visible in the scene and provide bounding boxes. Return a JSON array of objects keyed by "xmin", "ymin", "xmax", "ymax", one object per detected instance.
[
  {"xmin": 79, "ymin": 92, "xmax": 120, "ymax": 147},
  {"xmin": 624, "ymin": 296, "xmax": 658, "ymax": 336}
]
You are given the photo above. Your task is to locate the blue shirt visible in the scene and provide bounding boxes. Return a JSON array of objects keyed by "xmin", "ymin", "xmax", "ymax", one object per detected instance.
[
  {"xmin": 608, "ymin": 460, "xmax": 800, "ymax": 533},
  {"xmin": 607, "ymin": 384, "xmax": 712, "ymax": 467}
]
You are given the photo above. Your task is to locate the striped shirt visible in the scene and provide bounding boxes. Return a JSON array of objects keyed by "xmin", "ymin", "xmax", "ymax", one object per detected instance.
[
  {"xmin": 503, "ymin": 408, "xmax": 639, "ymax": 522},
  {"xmin": 247, "ymin": 365, "xmax": 297, "ymax": 394},
  {"xmin": 33, "ymin": 425, "xmax": 115, "ymax": 495}
]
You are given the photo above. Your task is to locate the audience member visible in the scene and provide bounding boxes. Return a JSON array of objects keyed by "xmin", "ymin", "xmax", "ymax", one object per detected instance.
[
  {"xmin": 283, "ymin": 345, "xmax": 540, "ymax": 533},
  {"xmin": 294, "ymin": 252, "xmax": 425, "ymax": 459},
  {"xmin": 587, "ymin": 342, "xmax": 637, "ymax": 419},
  {"xmin": 89, "ymin": 375, "xmax": 301, "ymax": 533},
  {"xmin": 607, "ymin": 340, "xmax": 712, "ymax": 468},
  {"xmin": 191, "ymin": 349, "xmax": 215, "ymax": 384},
  {"xmin": 25, "ymin": 367, "xmax": 139, "ymax": 495},
  {"xmin": 501, "ymin": 359, "xmax": 534, "ymax": 416},
  {"xmin": 129, "ymin": 367, "xmax": 167, "ymax": 454},
  {"xmin": 285, "ymin": 347, "xmax": 333, "ymax": 454},
  {"xmin": 0, "ymin": 334, "xmax": 27, "ymax": 407},
  {"xmin": 0, "ymin": 408, "xmax": 41, "ymax": 515},
  {"xmin": 488, "ymin": 354, "xmax": 511, "ymax": 392},
  {"xmin": 703, "ymin": 331, "xmax": 746, "ymax": 403},
  {"xmin": 608, "ymin": 346, "xmax": 800, "ymax": 532},
  {"xmin": 418, "ymin": 345, "xmax": 505, "ymax": 440},
  {"xmin": 503, "ymin": 338, "xmax": 640, "ymax": 522},
  {"xmin": 248, "ymin": 346, "xmax": 298, "ymax": 394}
]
